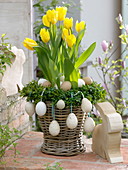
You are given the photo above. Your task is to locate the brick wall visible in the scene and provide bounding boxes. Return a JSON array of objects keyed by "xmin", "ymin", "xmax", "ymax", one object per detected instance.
[{"xmin": 0, "ymin": 93, "xmax": 31, "ymax": 136}]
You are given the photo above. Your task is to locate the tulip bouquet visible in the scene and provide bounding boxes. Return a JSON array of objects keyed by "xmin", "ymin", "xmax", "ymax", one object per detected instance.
[{"xmin": 23, "ymin": 6, "xmax": 96, "ymax": 88}]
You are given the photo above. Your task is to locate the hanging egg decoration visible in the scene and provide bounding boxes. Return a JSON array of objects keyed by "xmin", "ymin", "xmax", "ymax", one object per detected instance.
[
  {"xmin": 25, "ymin": 102, "xmax": 35, "ymax": 116},
  {"xmin": 83, "ymin": 77, "xmax": 93, "ymax": 85},
  {"xmin": 81, "ymin": 98, "xmax": 92, "ymax": 113},
  {"xmin": 78, "ymin": 79, "xmax": 85, "ymax": 87},
  {"xmin": 66, "ymin": 113, "xmax": 78, "ymax": 129},
  {"xmin": 56, "ymin": 99, "xmax": 65, "ymax": 109},
  {"xmin": 38, "ymin": 78, "xmax": 47, "ymax": 85},
  {"xmin": 35, "ymin": 101, "xmax": 47, "ymax": 116},
  {"xmin": 60, "ymin": 81, "xmax": 72, "ymax": 91},
  {"xmin": 84, "ymin": 117, "xmax": 95, "ymax": 133},
  {"xmin": 49, "ymin": 120, "xmax": 60, "ymax": 136}
]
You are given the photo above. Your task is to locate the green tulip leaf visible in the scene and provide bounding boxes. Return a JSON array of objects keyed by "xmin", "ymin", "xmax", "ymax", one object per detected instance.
[
  {"xmin": 70, "ymin": 69, "xmax": 79, "ymax": 88},
  {"xmin": 34, "ymin": 46, "xmax": 52, "ymax": 82},
  {"xmin": 75, "ymin": 42, "xmax": 96, "ymax": 68},
  {"xmin": 64, "ymin": 58, "xmax": 74, "ymax": 81}
]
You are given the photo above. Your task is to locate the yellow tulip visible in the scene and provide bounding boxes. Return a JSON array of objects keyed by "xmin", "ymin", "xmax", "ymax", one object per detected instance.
[
  {"xmin": 56, "ymin": 6, "xmax": 67, "ymax": 21},
  {"xmin": 42, "ymin": 15, "xmax": 50, "ymax": 27},
  {"xmin": 62, "ymin": 28, "xmax": 71, "ymax": 40},
  {"xmin": 23, "ymin": 38, "xmax": 37, "ymax": 50},
  {"xmin": 46, "ymin": 9, "xmax": 58, "ymax": 25},
  {"xmin": 65, "ymin": 34, "xmax": 76, "ymax": 48},
  {"xmin": 64, "ymin": 17, "xmax": 73, "ymax": 29},
  {"xmin": 40, "ymin": 28, "xmax": 50, "ymax": 43},
  {"xmin": 75, "ymin": 20, "xmax": 85, "ymax": 32}
]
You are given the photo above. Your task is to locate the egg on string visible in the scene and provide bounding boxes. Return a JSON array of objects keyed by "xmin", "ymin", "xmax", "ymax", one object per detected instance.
[
  {"xmin": 49, "ymin": 120, "xmax": 60, "ymax": 136},
  {"xmin": 25, "ymin": 102, "xmax": 35, "ymax": 116},
  {"xmin": 84, "ymin": 117, "xmax": 95, "ymax": 133},
  {"xmin": 81, "ymin": 98, "xmax": 92, "ymax": 113},
  {"xmin": 78, "ymin": 79, "xmax": 85, "ymax": 87},
  {"xmin": 56, "ymin": 99, "xmax": 65, "ymax": 109},
  {"xmin": 38, "ymin": 78, "xmax": 47, "ymax": 85},
  {"xmin": 66, "ymin": 113, "xmax": 78, "ymax": 129},
  {"xmin": 35, "ymin": 101, "xmax": 47, "ymax": 116}
]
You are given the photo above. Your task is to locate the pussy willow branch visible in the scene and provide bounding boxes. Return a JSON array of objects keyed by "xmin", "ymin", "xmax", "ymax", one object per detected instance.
[
  {"xmin": 105, "ymin": 45, "xmax": 127, "ymax": 73},
  {"xmin": 95, "ymin": 67, "xmax": 104, "ymax": 82},
  {"xmin": 95, "ymin": 64, "xmax": 118, "ymax": 107},
  {"xmin": 102, "ymin": 67, "xmax": 117, "ymax": 108}
]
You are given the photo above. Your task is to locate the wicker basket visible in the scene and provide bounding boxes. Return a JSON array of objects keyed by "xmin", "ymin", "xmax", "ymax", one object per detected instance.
[{"xmin": 38, "ymin": 102, "xmax": 86, "ymax": 156}]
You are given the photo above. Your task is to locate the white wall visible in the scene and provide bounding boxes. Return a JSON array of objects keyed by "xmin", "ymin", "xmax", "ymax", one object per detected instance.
[
  {"xmin": 80, "ymin": 0, "xmax": 121, "ymax": 83},
  {"xmin": 0, "ymin": 0, "xmax": 33, "ymax": 84}
]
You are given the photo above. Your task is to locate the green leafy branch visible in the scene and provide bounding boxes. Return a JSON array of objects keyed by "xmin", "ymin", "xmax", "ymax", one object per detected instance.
[{"xmin": 0, "ymin": 34, "xmax": 15, "ymax": 75}]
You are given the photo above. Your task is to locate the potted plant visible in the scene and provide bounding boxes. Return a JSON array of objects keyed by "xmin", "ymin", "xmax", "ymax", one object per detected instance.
[{"xmin": 21, "ymin": 6, "xmax": 106, "ymax": 156}]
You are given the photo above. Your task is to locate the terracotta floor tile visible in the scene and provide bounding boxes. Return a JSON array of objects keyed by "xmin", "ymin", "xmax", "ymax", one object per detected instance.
[
  {"xmin": 60, "ymin": 160, "xmax": 128, "ymax": 170},
  {"xmin": 0, "ymin": 132, "xmax": 128, "ymax": 170},
  {"xmin": 22, "ymin": 131, "xmax": 43, "ymax": 141},
  {"xmin": 0, "ymin": 157, "xmax": 55, "ymax": 170},
  {"xmin": 120, "ymin": 147, "xmax": 128, "ymax": 164},
  {"xmin": 5, "ymin": 139, "xmax": 42, "ymax": 157}
]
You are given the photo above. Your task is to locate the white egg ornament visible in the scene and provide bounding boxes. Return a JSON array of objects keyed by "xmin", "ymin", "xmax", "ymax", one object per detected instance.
[
  {"xmin": 78, "ymin": 79, "xmax": 85, "ymax": 87},
  {"xmin": 25, "ymin": 102, "xmax": 35, "ymax": 116},
  {"xmin": 84, "ymin": 117, "xmax": 95, "ymax": 133},
  {"xmin": 56, "ymin": 100, "xmax": 65, "ymax": 109},
  {"xmin": 81, "ymin": 98, "xmax": 92, "ymax": 113},
  {"xmin": 38, "ymin": 78, "xmax": 47, "ymax": 85},
  {"xmin": 66, "ymin": 113, "xmax": 78, "ymax": 129},
  {"xmin": 35, "ymin": 101, "xmax": 47, "ymax": 116},
  {"xmin": 49, "ymin": 120, "xmax": 60, "ymax": 136}
]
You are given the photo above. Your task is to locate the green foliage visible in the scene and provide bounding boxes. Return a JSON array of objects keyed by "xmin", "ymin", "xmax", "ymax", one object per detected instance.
[
  {"xmin": 0, "ymin": 34, "xmax": 15, "ymax": 75},
  {"xmin": 20, "ymin": 80, "xmax": 106, "ymax": 106},
  {"xmin": 0, "ymin": 124, "xmax": 20, "ymax": 164},
  {"xmin": 44, "ymin": 162, "xmax": 64, "ymax": 170}
]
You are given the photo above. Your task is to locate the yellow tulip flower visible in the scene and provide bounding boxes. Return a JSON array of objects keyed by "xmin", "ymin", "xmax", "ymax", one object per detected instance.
[
  {"xmin": 42, "ymin": 15, "xmax": 50, "ymax": 27},
  {"xmin": 62, "ymin": 28, "xmax": 71, "ymax": 40},
  {"xmin": 65, "ymin": 34, "xmax": 76, "ymax": 48},
  {"xmin": 23, "ymin": 38, "xmax": 38, "ymax": 50},
  {"xmin": 46, "ymin": 9, "xmax": 58, "ymax": 25},
  {"xmin": 64, "ymin": 17, "xmax": 73, "ymax": 29},
  {"xmin": 75, "ymin": 20, "xmax": 85, "ymax": 32},
  {"xmin": 56, "ymin": 6, "xmax": 67, "ymax": 21},
  {"xmin": 40, "ymin": 28, "xmax": 50, "ymax": 43}
]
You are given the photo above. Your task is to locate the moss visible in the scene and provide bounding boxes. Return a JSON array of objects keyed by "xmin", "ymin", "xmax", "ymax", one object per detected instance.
[{"xmin": 20, "ymin": 80, "xmax": 106, "ymax": 106}]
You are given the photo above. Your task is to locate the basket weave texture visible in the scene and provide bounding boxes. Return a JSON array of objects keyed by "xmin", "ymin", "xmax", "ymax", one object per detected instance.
[{"xmin": 38, "ymin": 102, "xmax": 86, "ymax": 156}]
